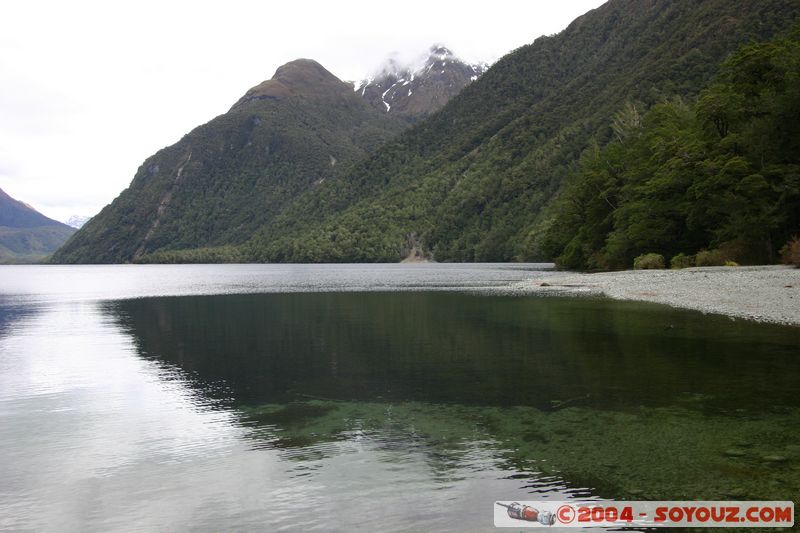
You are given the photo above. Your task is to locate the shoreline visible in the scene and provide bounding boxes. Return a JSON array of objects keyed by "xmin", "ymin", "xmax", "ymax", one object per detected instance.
[{"xmin": 512, "ymin": 265, "xmax": 800, "ymax": 327}]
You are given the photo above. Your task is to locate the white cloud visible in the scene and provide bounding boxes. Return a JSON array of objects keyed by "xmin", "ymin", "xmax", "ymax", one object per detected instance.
[{"xmin": 0, "ymin": 0, "xmax": 606, "ymax": 223}]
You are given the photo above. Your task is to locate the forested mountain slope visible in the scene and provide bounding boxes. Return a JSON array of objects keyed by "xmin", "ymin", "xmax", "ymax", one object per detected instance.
[
  {"xmin": 243, "ymin": 0, "xmax": 800, "ymax": 263},
  {"xmin": 539, "ymin": 26, "xmax": 800, "ymax": 269},
  {"xmin": 52, "ymin": 60, "xmax": 407, "ymax": 263}
]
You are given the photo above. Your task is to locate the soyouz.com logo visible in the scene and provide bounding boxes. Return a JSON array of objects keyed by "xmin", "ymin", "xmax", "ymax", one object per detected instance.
[{"xmin": 493, "ymin": 501, "xmax": 794, "ymax": 528}]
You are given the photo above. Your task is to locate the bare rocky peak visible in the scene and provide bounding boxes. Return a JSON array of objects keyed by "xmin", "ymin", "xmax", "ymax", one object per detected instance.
[{"xmin": 354, "ymin": 45, "xmax": 489, "ymax": 120}]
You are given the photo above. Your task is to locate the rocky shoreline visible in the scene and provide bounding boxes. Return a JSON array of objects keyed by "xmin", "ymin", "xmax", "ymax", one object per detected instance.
[{"xmin": 512, "ymin": 265, "xmax": 800, "ymax": 327}]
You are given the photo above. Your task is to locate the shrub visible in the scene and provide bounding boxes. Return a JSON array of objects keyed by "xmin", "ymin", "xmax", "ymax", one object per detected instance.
[
  {"xmin": 633, "ymin": 253, "xmax": 665, "ymax": 269},
  {"xmin": 724, "ymin": 260, "xmax": 739, "ymax": 267},
  {"xmin": 780, "ymin": 236, "xmax": 800, "ymax": 267},
  {"xmin": 695, "ymin": 249, "xmax": 728, "ymax": 267},
  {"xmin": 670, "ymin": 253, "xmax": 694, "ymax": 269}
]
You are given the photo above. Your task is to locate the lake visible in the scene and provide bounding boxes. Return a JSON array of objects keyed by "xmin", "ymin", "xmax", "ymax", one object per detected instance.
[{"xmin": 1, "ymin": 264, "xmax": 798, "ymax": 531}]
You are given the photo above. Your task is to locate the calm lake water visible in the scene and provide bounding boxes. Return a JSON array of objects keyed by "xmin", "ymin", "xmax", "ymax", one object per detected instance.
[{"xmin": 1, "ymin": 264, "xmax": 798, "ymax": 531}]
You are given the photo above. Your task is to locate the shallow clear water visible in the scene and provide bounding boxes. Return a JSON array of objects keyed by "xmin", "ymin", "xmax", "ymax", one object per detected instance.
[{"xmin": 0, "ymin": 264, "xmax": 798, "ymax": 532}]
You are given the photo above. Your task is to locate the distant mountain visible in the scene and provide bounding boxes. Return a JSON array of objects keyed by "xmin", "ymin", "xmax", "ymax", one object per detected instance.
[
  {"xmin": 0, "ymin": 187, "xmax": 75, "ymax": 263},
  {"xmin": 65, "ymin": 215, "xmax": 91, "ymax": 229},
  {"xmin": 354, "ymin": 45, "xmax": 488, "ymax": 120},
  {"xmin": 52, "ymin": 59, "xmax": 407, "ymax": 263}
]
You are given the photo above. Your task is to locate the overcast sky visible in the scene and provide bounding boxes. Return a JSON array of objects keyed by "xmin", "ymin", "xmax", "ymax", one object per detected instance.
[{"xmin": 1, "ymin": 0, "xmax": 606, "ymax": 223}]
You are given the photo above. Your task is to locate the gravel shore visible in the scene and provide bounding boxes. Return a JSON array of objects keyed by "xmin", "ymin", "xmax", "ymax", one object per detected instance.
[{"xmin": 511, "ymin": 265, "xmax": 800, "ymax": 327}]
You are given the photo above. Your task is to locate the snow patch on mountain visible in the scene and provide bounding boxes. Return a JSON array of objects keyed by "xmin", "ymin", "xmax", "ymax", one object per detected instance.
[
  {"xmin": 65, "ymin": 215, "xmax": 91, "ymax": 228},
  {"xmin": 353, "ymin": 44, "xmax": 490, "ymax": 119}
]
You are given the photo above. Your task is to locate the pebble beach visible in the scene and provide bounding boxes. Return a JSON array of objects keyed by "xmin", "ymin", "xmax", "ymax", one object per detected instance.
[{"xmin": 513, "ymin": 265, "xmax": 800, "ymax": 327}]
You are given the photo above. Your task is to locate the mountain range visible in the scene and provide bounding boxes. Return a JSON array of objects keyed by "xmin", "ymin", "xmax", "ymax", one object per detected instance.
[
  {"xmin": 52, "ymin": 0, "xmax": 800, "ymax": 265},
  {"xmin": 52, "ymin": 44, "xmax": 484, "ymax": 263},
  {"xmin": 0, "ymin": 187, "xmax": 75, "ymax": 263}
]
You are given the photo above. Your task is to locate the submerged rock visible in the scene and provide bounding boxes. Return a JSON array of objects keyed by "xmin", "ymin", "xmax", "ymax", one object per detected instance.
[{"xmin": 723, "ymin": 449, "xmax": 748, "ymax": 457}]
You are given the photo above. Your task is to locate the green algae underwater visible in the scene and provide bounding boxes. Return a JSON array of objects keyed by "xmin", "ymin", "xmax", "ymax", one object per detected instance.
[
  {"xmin": 112, "ymin": 291, "xmax": 800, "ymax": 502},
  {"xmin": 241, "ymin": 400, "xmax": 799, "ymax": 502}
]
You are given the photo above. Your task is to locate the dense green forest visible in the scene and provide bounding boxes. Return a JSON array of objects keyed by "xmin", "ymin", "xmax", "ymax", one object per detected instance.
[
  {"xmin": 51, "ymin": 0, "xmax": 800, "ymax": 266},
  {"xmin": 538, "ymin": 27, "xmax": 800, "ymax": 269},
  {"xmin": 239, "ymin": 0, "xmax": 800, "ymax": 264}
]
